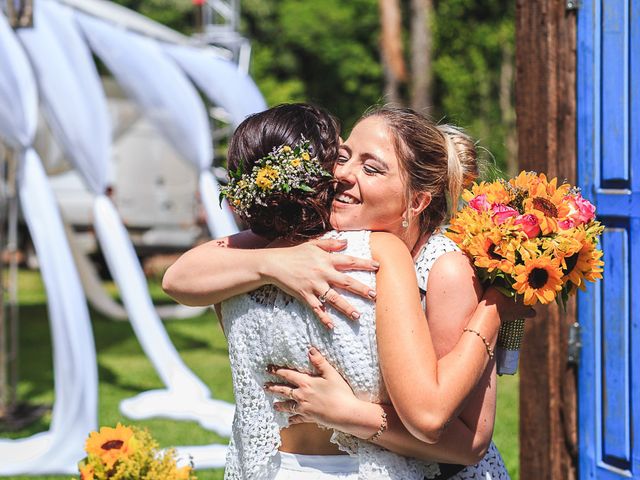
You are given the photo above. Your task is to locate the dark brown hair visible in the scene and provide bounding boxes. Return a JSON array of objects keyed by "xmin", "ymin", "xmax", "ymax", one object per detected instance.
[
  {"xmin": 361, "ymin": 106, "xmax": 479, "ymax": 234},
  {"xmin": 227, "ymin": 103, "xmax": 340, "ymax": 241}
]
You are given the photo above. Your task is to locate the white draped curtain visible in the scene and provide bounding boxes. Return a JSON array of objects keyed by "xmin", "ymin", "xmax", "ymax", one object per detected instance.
[
  {"xmin": 18, "ymin": 0, "xmax": 234, "ymax": 443},
  {"xmin": 0, "ymin": 0, "xmax": 270, "ymax": 472},
  {"xmin": 77, "ymin": 12, "xmax": 239, "ymax": 239},
  {"xmin": 0, "ymin": 11, "xmax": 97, "ymax": 475}
]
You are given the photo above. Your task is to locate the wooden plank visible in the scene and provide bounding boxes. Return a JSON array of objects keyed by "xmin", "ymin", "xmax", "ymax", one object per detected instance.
[{"xmin": 515, "ymin": 1, "xmax": 578, "ymax": 478}]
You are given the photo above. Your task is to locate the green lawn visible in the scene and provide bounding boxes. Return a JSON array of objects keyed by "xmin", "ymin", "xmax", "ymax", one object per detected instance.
[{"xmin": 1, "ymin": 269, "xmax": 519, "ymax": 479}]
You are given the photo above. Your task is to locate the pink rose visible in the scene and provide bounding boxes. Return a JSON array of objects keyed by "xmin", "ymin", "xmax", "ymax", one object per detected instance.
[
  {"xmin": 469, "ymin": 194, "xmax": 490, "ymax": 211},
  {"xmin": 514, "ymin": 214, "xmax": 541, "ymax": 238},
  {"xmin": 491, "ymin": 204, "xmax": 519, "ymax": 225},
  {"xmin": 560, "ymin": 194, "xmax": 596, "ymax": 229},
  {"xmin": 558, "ymin": 218, "xmax": 575, "ymax": 230}
]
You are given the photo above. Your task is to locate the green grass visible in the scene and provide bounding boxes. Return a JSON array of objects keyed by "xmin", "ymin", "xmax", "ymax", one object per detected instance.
[{"xmin": 1, "ymin": 269, "xmax": 519, "ymax": 479}]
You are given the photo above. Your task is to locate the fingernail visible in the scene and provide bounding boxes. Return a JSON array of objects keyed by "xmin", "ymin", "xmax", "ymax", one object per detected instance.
[
  {"xmin": 326, "ymin": 322, "xmax": 334, "ymax": 330},
  {"xmin": 309, "ymin": 347, "xmax": 318, "ymax": 355},
  {"xmin": 372, "ymin": 261, "xmax": 380, "ymax": 269},
  {"xmin": 368, "ymin": 290, "xmax": 377, "ymax": 299},
  {"xmin": 351, "ymin": 311, "xmax": 360, "ymax": 320}
]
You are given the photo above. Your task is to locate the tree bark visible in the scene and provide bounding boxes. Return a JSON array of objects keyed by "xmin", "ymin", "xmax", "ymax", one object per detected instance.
[
  {"xmin": 499, "ymin": 41, "xmax": 517, "ymax": 177},
  {"xmin": 410, "ymin": 0, "xmax": 432, "ymax": 112},
  {"xmin": 515, "ymin": 0, "xmax": 578, "ymax": 479},
  {"xmin": 379, "ymin": 0, "xmax": 407, "ymax": 103}
]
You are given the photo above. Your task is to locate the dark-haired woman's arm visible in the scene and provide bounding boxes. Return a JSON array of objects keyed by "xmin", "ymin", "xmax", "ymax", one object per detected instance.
[{"xmin": 162, "ymin": 231, "xmax": 378, "ymax": 326}]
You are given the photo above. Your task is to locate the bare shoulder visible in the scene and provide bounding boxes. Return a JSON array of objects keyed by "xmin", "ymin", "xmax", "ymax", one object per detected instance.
[
  {"xmin": 427, "ymin": 251, "xmax": 482, "ymax": 305},
  {"xmin": 370, "ymin": 231, "xmax": 411, "ymax": 262}
]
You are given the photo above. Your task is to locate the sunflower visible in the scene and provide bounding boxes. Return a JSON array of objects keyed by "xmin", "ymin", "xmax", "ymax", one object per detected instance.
[
  {"xmin": 513, "ymin": 255, "xmax": 564, "ymax": 305},
  {"xmin": 79, "ymin": 464, "xmax": 94, "ymax": 480},
  {"xmin": 468, "ymin": 234, "xmax": 516, "ymax": 274},
  {"xmin": 560, "ymin": 234, "xmax": 604, "ymax": 289},
  {"xmin": 523, "ymin": 182, "xmax": 569, "ymax": 235},
  {"xmin": 176, "ymin": 466, "xmax": 193, "ymax": 480},
  {"xmin": 85, "ymin": 424, "xmax": 138, "ymax": 469},
  {"xmin": 462, "ymin": 180, "xmax": 512, "ymax": 205}
]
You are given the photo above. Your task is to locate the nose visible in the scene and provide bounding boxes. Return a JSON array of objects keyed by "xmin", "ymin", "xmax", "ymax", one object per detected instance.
[{"xmin": 334, "ymin": 160, "xmax": 356, "ymax": 185}]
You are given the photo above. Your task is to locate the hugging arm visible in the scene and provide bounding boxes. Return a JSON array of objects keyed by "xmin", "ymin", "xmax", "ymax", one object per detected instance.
[
  {"xmin": 371, "ymin": 231, "xmax": 501, "ymax": 444},
  {"xmin": 162, "ymin": 231, "xmax": 378, "ymax": 325},
  {"xmin": 269, "ymin": 233, "xmax": 532, "ymax": 462}
]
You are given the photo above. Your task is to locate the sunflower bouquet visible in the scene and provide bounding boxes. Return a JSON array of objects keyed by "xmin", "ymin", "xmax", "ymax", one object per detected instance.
[
  {"xmin": 75, "ymin": 424, "xmax": 196, "ymax": 480},
  {"xmin": 446, "ymin": 171, "xmax": 604, "ymax": 374}
]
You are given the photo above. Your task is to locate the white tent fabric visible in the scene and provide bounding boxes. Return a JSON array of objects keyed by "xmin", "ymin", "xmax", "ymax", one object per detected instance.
[
  {"xmin": 165, "ymin": 44, "xmax": 267, "ymax": 128},
  {"xmin": 76, "ymin": 12, "xmax": 238, "ymax": 238},
  {"xmin": 15, "ymin": 0, "xmax": 234, "ymax": 441},
  {"xmin": 17, "ymin": 0, "xmax": 109, "ymax": 194},
  {"xmin": 0, "ymin": 15, "xmax": 37, "ymax": 150},
  {"xmin": 0, "ymin": 15, "xmax": 98, "ymax": 473}
]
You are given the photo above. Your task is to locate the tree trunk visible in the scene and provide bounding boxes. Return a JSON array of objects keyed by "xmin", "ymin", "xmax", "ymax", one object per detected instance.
[
  {"xmin": 379, "ymin": 0, "xmax": 406, "ymax": 103},
  {"xmin": 410, "ymin": 0, "xmax": 432, "ymax": 112},
  {"xmin": 499, "ymin": 41, "xmax": 517, "ymax": 176},
  {"xmin": 516, "ymin": 0, "xmax": 578, "ymax": 478}
]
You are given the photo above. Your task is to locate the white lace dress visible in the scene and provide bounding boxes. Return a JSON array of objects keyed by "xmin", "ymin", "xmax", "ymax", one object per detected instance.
[
  {"xmin": 221, "ymin": 230, "xmax": 440, "ymax": 480},
  {"xmin": 414, "ymin": 232, "xmax": 510, "ymax": 480}
]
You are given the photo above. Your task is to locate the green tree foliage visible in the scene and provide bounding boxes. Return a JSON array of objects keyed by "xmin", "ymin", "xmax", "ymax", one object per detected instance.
[
  {"xmin": 110, "ymin": 0, "xmax": 515, "ymax": 171},
  {"xmin": 432, "ymin": 0, "xmax": 515, "ymax": 174}
]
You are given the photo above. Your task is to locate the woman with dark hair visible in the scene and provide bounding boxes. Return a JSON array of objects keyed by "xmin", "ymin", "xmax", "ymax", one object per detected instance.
[{"xmin": 164, "ymin": 104, "xmax": 531, "ymax": 479}]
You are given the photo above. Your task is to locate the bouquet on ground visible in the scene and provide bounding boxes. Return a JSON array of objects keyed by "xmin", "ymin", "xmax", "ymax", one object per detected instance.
[
  {"xmin": 446, "ymin": 171, "xmax": 604, "ymax": 374},
  {"xmin": 76, "ymin": 424, "xmax": 196, "ymax": 480}
]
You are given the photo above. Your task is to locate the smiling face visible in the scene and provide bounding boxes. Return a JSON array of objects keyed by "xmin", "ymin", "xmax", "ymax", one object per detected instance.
[{"xmin": 330, "ymin": 116, "xmax": 409, "ymax": 238}]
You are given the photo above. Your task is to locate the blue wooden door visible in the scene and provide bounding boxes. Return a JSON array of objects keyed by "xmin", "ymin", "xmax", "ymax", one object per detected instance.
[{"xmin": 577, "ymin": 0, "xmax": 640, "ymax": 478}]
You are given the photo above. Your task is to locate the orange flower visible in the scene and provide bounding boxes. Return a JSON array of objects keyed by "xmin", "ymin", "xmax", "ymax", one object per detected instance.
[
  {"xmin": 85, "ymin": 424, "xmax": 138, "ymax": 469},
  {"xmin": 513, "ymin": 255, "xmax": 564, "ymax": 305},
  {"xmin": 176, "ymin": 466, "xmax": 193, "ymax": 480},
  {"xmin": 468, "ymin": 234, "xmax": 516, "ymax": 274},
  {"xmin": 79, "ymin": 464, "xmax": 94, "ymax": 480},
  {"xmin": 560, "ymin": 233, "xmax": 604, "ymax": 290},
  {"xmin": 463, "ymin": 180, "xmax": 512, "ymax": 205}
]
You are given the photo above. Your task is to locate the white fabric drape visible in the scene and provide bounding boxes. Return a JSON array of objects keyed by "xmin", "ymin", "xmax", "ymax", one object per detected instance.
[
  {"xmin": 164, "ymin": 44, "xmax": 267, "ymax": 129},
  {"xmin": 16, "ymin": 1, "xmax": 234, "ymax": 442},
  {"xmin": 0, "ymin": 15, "xmax": 36, "ymax": 150},
  {"xmin": 0, "ymin": 13, "xmax": 97, "ymax": 474},
  {"xmin": 76, "ymin": 12, "xmax": 238, "ymax": 238}
]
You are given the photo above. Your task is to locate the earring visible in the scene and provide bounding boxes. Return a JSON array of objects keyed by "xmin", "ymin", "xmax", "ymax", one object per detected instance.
[{"xmin": 402, "ymin": 219, "xmax": 409, "ymax": 228}]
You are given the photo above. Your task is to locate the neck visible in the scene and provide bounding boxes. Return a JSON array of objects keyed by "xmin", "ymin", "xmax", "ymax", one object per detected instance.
[{"xmin": 410, "ymin": 230, "xmax": 433, "ymax": 259}]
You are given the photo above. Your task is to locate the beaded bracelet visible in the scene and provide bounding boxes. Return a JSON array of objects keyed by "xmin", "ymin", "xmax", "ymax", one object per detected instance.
[
  {"xmin": 463, "ymin": 327, "xmax": 495, "ymax": 360},
  {"xmin": 367, "ymin": 409, "xmax": 388, "ymax": 442}
]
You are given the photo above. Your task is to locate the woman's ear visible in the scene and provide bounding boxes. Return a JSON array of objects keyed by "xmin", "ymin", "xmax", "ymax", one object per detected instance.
[{"xmin": 411, "ymin": 191, "xmax": 432, "ymax": 217}]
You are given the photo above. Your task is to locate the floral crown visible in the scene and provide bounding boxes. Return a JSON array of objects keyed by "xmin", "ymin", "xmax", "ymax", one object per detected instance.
[{"xmin": 220, "ymin": 137, "xmax": 332, "ymax": 218}]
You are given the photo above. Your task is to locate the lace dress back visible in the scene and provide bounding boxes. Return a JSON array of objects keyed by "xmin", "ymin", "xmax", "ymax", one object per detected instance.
[
  {"xmin": 414, "ymin": 231, "xmax": 510, "ymax": 480},
  {"xmin": 222, "ymin": 230, "xmax": 439, "ymax": 480}
]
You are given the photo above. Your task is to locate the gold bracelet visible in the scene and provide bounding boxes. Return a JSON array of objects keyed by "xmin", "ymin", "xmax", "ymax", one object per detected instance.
[
  {"xmin": 367, "ymin": 409, "xmax": 388, "ymax": 443},
  {"xmin": 463, "ymin": 327, "xmax": 494, "ymax": 360}
]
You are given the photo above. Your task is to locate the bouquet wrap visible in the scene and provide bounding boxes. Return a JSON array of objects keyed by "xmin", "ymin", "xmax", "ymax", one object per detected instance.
[{"xmin": 496, "ymin": 318, "xmax": 525, "ymax": 375}]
